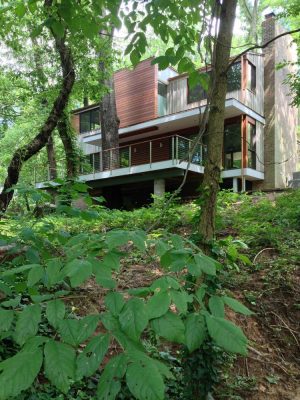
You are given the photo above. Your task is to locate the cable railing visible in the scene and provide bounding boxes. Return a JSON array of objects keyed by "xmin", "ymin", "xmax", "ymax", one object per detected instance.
[
  {"xmin": 80, "ymin": 135, "xmax": 206, "ymax": 176},
  {"xmin": 33, "ymin": 135, "xmax": 206, "ymax": 184}
]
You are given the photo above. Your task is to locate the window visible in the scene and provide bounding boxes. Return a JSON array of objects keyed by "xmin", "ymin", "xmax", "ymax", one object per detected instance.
[
  {"xmin": 247, "ymin": 122, "xmax": 256, "ymax": 169},
  {"xmin": 247, "ymin": 61, "xmax": 256, "ymax": 92},
  {"xmin": 158, "ymin": 82, "xmax": 167, "ymax": 116},
  {"xmin": 120, "ymin": 147, "xmax": 130, "ymax": 167},
  {"xmin": 187, "ymin": 72, "xmax": 211, "ymax": 104},
  {"xmin": 224, "ymin": 122, "xmax": 242, "ymax": 169},
  {"xmin": 79, "ymin": 109, "xmax": 100, "ymax": 133},
  {"xmin": 227, "ymin": 62, "xmax": 242, "ymax": 92},
  {"xmin": 187, "ymin": 62, "xmax": 241, "ymax": 104}
]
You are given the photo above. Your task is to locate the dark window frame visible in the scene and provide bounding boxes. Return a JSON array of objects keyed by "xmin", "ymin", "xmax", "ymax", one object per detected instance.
[
  {"xmin": 247, "ymin": 61, "xmax": 256, "ymax": 92},
  {"xmin": 79, "ymin": 108, "xmax": 100, "ymax": 134}
]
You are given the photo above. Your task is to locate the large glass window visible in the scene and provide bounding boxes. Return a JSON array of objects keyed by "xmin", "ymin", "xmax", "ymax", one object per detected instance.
[
  {"xmin": 227, "ymin": 62, "xmax": 242, "ymax": 92},
  {"xmin": 187, "ymin": 62, "xmax": 241, "ymax": 104},
  {"xmin": 158, "ymin": 82, "xmax": 167, "ymax": 116},
  {"xmin": 247, "ymin": 122, "xmax": 256, "ymax": 169},
  {"xmin": 224, "ymin": 122, "xmax": 242, "ymax": 169},
  {"xmin": 247, "ymin": 61, "xmax": 256, "ymax": 92},
  {"xmin": 79, "ymin": 109, "xmax": 100, "ymax": 133}
]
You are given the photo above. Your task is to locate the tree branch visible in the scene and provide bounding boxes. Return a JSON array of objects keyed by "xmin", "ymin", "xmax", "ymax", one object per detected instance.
[{"xmin": 226, "ymin": 28, "xmax": 300, "ymax": 72}]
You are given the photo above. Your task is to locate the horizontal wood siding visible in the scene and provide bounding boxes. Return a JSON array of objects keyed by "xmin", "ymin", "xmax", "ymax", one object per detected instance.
[{"xmin": 114, "ymin": 59, "xmax": 157, "ymax": 128}]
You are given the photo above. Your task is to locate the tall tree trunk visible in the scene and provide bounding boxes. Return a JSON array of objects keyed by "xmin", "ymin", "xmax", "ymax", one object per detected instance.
[
  {"xmin": 57, "ymin": 113, "xmax": 78, "ymax": 179},
  {"xmin": 99, "ymin": 31, "xmax": 120, "ymax": 171},
  {"xmin": 46, "ymin": 136, "xmax": 57, "ymax": 180},
  {"xmin": 198, "ymin": 0, "xmax": 238, "ymax": 242},
  {"xmin": 32, "ymin": 35, "xmax": 58, "ymax": 180},
  {"xmin": 0, "ymin": 32, "xmax": 75, "ymax": 213}
]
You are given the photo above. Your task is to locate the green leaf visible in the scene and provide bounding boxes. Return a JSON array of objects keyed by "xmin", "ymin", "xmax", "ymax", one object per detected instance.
[
  {"xmin": 46, "ymin": 259, "xmax": 64, "ymax": 286},
  {"xmin": 160, "ymin": 249, "xmax": 188, "ymax": 271},
  {"xmin": 151, "ymin": 276, "xmax": 180, "ymax": 291},
  {"xmin": 128, "ymin": 287, "xmax": 151, "ymax": 297},
  {"xmin": 130, "ymin": 49, "xmax": 141, "ymax": 66},
  {"xmin": 103, "ymin": 251, "xmax": 121, "ymax": 270},
  {"xmin": 205, "ymin": 315, "xmax": 248, "ymax": 355},
  {"xmin": 63, "ymin": 259, "xmax": 93, "ymax": 287},
  {"xmin": 171, "ymin": 290, "xmax": 190, "ymax": 314},
  {"xmin": 105, "ymin": 292, "xmax": 125, "ymax": 316},
  {"xmin": 146, "ymin": 291, "xmax": 170, "ymax": 320},
  {"xmin": 106, "ymin": 230, "xmax": 129, "ymax": 250},
  {"xmin": 0, "ymin": 309, "xmax": 14, "ymax": 332},
  {"xmin": 15, "ymin": 3, "xmax": 26, "ymax": 18},
  {"xmin": 58, "ymin": 315, "xmax": 99, "ymax": 346},
  {"xmin": 119, "ymin": 298, "xmax": 148, "ymax": 341},
  {"xmin": 97, "ymin": 354, "xmax": 128, "ymax": 400},
  {"xmin": 0, "ymin": 349, "xmax": 43, "ymax": 399},
  {"xmin": 126, "ymin": 361, "xmax": 165, "ymax": 400},
  {"xmin": 28, "ymin": 265, "xmax": 44, "ymax": 287},
  {"xmin": 44, "ymin": 340, "xmax": 76, "ymax": 393},
  {"xmin": 76, "ymin": 334, "xmax": 110, "ymax": 379},
  {"xmin": 46, "ymin": 299, "xmax": 66, "ymax": 329},
  {"xmin": 14, "ymin": 304, "xmax": 41, "ymax": 346},
  {"xmin": 2, "ymin": 264, "xmax": 41, "ymax": 277},
  {"xmin": 1, "ymin": 296, "xmax": 21, "ymax": 308},
  {"xmin": 130, "ymin": 231, "xmax": 146, "ymax": 251},
  {"xmin": 185, "ymin": 313, "xmax": 206, "ymax": 353},
  {"xmin": 209, "ymin": 296, "xmax": 225, "ymax": 318},
  {"xmin": 94, "ymin": 265, "xmax": 116, "ymax": 289},
  {"xmin": 194, "ymin": 254, "xmax": 216, "ymax": 276},
  {"xmin": 151, "ymin": 311, "xmax": 185, "ymax": 344},
  {"xmin": 223, "ymin": 296, "xmax": 253, "ymax": 315},
  {"xmin": 51, "ymin": 20, "xmax": 65, "ymax": 38},
  {"xmin": 152, "ymin": 55, "xmax": 170, "ymax": 70},
  {"xmin": 0, "ymin": 282, "xmax": 12, "ymax": 296}
]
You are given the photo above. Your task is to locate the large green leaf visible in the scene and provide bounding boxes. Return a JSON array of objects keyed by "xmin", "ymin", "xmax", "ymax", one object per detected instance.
[
  {"xmin": 46, "ymin": 259, "xmax": 64, "ymax": 286},
  {"xmin": 119, "ymin": 298, "xmax": 148, "ymax": 341},
  {"xmin": 151, "ymin": 311, "xmax": 185, "ymax": 344},
  {"xmin": 14, "ymin": 304, "xmax": 41, "ymax": 346},
  {"xmin": 94, "ymin": 265, "xmax": 116, "ymax": 289},
  {"xmin": 0, "ymin": 309, "xmax": 14, "ymax": 332},
  {"xmin": 106, "ymin": 230, "xmax": 129, "ymax": 250},
  {"xmin": 194, "ymin": 254, "xmax": 216, "ymax": 276},
  {"xmin": 76, "ymin": 334, "xmax": 110, "ymax": 379},
  {"xmin": 46, "ymin": 299, "xmax": 66, "ymax": 328},
  {"xmin": 150, "ymin": 276, "xmax": 180, "ymax": 291},
  {"xmin": 171, "ymin": 290, "xmax": 191, "ymax": 314},
  {"xmin": 146, "ymin": 291, "xmax": 170, "ymax": 320},
  {"xmin": 205, "ymin": 315, "xmax": 248, "ymax": 355},
  {"xmin": 44, "ymin": 340, "xmax": 76, "ymax": 393},
  {"xmin": 97, "ymin": 354, "xmax": 128, "ymax": 400},
  {"xmin": 2, "ymin": 264, "xmax": 41, "ymax": 277},
  {"xmin": 223, "ymin": 296, "xmax": 253, "ymax": 315},
  {"xmin": 105, "ymin": 292, "xmax": 125, "ymax": 316},
  {"xmin": 27, "ymin": 265, "xmax": 44, "ymax": 287},
  {"xmin": 208, "ymin": 296, "xmax": 225, "ymax": 318},
  {"xmin": 63, "ymin": 259, "xmax": 93, "ymax": 287},
  {"xmin": 102, "ymin": 252, "xmax": 121, "ymax": 271},
  {"xmin": 126, "ymin": 361, "xmax": 165, "ymax": 400},
  {"xmin": 185, "ymin": 313, "xmax": 206, "ymax": 353},
  {"xmin": 58, "ymin": 315, "xmax": 99, "ymax": 346},
  {"xmin": 0, "ymin": 348, "xmax": 43, "ymax": 400}
]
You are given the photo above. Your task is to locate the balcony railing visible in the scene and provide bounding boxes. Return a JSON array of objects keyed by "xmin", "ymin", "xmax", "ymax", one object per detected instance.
[
  {"xmin": 80, "ymin": 135, "xmax": 205, "ymax": 176},
  {"xmin": 33, "ymin": 135, "xmax": 205, "ymax": 185}
]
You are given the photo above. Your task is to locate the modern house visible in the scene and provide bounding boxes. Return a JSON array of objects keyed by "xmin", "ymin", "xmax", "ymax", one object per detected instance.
[{"xmin": 71, "ymin": 14, "xmax": 298, "ymax": 208}]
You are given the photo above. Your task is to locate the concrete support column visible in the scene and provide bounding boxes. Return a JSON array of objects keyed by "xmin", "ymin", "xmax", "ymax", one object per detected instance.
[
  {"xmin": 153, "ymin": 179, "xmax": 165, "ymax": 198},
  {"xmin": 233, "ymin": 178, "xmax": 238, "ymax": 193}
]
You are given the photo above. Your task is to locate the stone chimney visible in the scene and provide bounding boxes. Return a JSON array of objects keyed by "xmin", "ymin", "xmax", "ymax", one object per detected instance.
[{"xmin": 261, "ymin": 14, "xmax": 298, "ymax": 189}]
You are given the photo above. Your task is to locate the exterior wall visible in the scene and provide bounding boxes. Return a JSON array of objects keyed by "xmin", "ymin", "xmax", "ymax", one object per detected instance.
[
  {"xmin": 262, "ymin": 15, "xmax": 298, "ymax": 189},
  {"xmin": 166, "ymin": 55, "xmax": 264, "ymax": 116},
  {"xmin": 114, "ymin": 58, "xmax": 158, "ymax": 128}
]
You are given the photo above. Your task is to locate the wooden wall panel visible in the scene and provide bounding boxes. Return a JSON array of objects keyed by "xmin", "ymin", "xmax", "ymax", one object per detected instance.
[{"xmin": 114, "ymin": 59, "xmax": 158, "ymax": 128}]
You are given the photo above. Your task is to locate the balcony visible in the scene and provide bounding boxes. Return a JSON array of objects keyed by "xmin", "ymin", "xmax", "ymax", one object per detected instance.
[{"xmin": 79, "ymin": 135, "xmax": 205, "ymax": 184}]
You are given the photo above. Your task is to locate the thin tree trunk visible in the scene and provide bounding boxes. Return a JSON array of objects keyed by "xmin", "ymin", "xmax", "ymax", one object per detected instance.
[
  {"xmin": 57, "ymin": 113, "xmax": 78, "ymax": 179},
  {"xmin": 0, "ymin": 32, "xmax": 75, "ymax": 213},
  {"xmin": 46, "ymin": 136, "xmax": 57, "ymax": 180},
  {"xmin": 198, "ymin": 0, "xmax": 238, "ymax": 242},
  {"xmin": 99, "ymin": 30, "xmax": 120, "ymax": 171}
]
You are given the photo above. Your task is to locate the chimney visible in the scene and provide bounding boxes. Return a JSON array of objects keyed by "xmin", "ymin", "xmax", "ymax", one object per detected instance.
[{"xmin": 261, "ymin": 12, "xmax": 298, "ymax": 189}]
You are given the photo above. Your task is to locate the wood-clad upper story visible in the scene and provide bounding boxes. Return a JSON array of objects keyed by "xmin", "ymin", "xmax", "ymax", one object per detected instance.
[
  {"xmin": 166, "ymin": 53, "xmax": 264, "ymax": 117},
  {"xmin": 72, "ymin": 53, "xmax": 264, "ymax": 135}
]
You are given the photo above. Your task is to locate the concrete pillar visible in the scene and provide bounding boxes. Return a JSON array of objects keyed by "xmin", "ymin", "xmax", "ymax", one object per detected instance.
[
  {"xmin": 233, "ymin": 178, "xmax": 238, "ymax": 193},
  {"xmin": 153, "ymin": 179, "xmax": 165, "ymax": 198}
]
